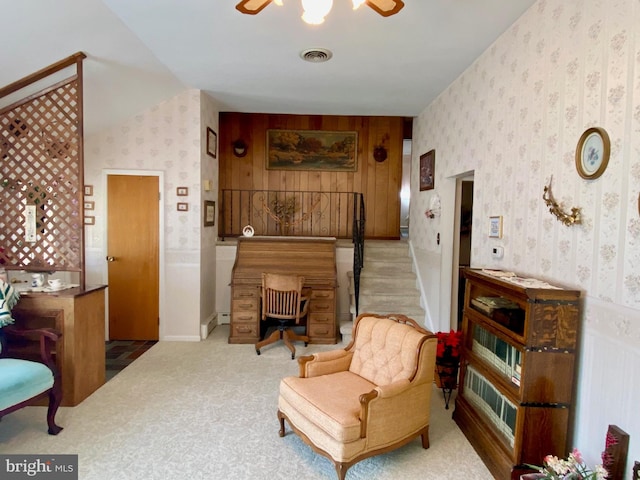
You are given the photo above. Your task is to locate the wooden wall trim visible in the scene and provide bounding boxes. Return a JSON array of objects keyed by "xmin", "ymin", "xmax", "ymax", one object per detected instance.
[
  {"xmin": 219, "ymin": 113, "xmax": 403, "ymax": 239},
  {"xmin": 0, "ymin": 52, "xmax": 86, "ymax": 100}
]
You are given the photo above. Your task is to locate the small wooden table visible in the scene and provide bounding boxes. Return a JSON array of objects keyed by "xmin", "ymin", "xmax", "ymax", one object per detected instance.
[{"xmin": 12, "ymin": 285, "xmax": 107, "ymax": 406}]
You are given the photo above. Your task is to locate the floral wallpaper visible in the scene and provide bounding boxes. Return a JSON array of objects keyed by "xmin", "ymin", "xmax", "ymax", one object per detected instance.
[
  {"xmin": 84, "ymin": 89, "xmax": 219, "ymax": 340},
  {"xmin": 411, "ymin": 0, "xmax": 639, "ymax": 467},
  {"xmin": 85, "ymin": 89, "xmax": 204, "ymax": 251}
]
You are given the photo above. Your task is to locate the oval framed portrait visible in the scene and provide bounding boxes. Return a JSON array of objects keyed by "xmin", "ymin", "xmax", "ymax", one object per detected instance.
[{"xmin": 575, "ymin": 127, "xmax": 610, "ymax": 179}]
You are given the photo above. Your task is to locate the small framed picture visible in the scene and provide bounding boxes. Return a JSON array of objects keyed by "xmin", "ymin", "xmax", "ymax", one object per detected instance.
[
  {"xmin": 84, "ymin": 201, "xmax": 95, "ymax": 210},
  {"xmin": 489, "ymin": 216, "xmax": 503, "ymax": 238},
  {"xmin": 176, "ymin": 187, "xmax": 189, "ymax": 196},
  {"xmin": 207, "ymin": 127, "xmax": 217, "ymax": 159},
  {"xmin": 204, "ymin": 200, "xmax": 215, "ymax": 227},
  {"xmin": 84, "ymin": 185, "xmax": 93, "ymax": 196},
  {"xmin": 177, "ymin": 202, "xmax": 189, "ymax": 212},
  {"xmin": 84, "ymin": 216, "xmax": 95, "ymax": 225},
  {"xmin": 419, "ymin": 150, "xmax": 435, "ymax": 191}
]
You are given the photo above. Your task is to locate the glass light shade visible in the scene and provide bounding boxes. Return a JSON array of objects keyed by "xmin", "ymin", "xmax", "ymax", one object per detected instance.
[
  {"xmin": 301, "ymin": 0, "xmax": 333, "ymax": 24},
  {"xmin": 352, "ymin": 0, "xmax": 366, "ymax": 9},
  {"xmin": 274, "ymin": 0, "xmax": 283, "ymax": 5}
]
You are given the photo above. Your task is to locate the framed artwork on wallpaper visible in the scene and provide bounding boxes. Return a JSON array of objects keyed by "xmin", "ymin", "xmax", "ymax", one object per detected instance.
[
  {"xmin": 204, "ymin": 200, "xmax": 215, "ymax": 227},
  {"xmin": 207, "ymin": 127, "xmax": 217, "ymax": 159},
  {"xmin": 419, "ymin": 150, "xmax": 435, "ymax": 191},
  {"xmin": 489, "ymin": 216, "xmax": 503, "ymax": 238}
]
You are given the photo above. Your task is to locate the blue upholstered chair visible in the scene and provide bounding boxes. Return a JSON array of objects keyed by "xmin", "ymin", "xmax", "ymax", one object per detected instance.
[{"xmin": 0, "ymin": 326, "xmax": 63, "ymax": 435}]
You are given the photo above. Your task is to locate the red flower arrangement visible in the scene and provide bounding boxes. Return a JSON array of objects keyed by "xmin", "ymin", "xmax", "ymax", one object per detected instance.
[
  {"xmin": 435, "ymin": 330, "xmax": 464, "ymax": 408},
  {"xmin": 436, "ymin": 329, "xmax": 463, "ymax": 363}
]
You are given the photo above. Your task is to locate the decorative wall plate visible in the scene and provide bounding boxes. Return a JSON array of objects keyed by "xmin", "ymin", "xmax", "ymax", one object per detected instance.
[{"xmin": 575, "ymin": 127, "xmax": 610, "ymax": 179}]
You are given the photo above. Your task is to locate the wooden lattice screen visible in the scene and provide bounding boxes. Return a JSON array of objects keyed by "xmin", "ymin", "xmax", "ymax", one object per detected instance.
[{"xmin": 0, "ymin": 53, "xmax": 86, "ymax": 285}]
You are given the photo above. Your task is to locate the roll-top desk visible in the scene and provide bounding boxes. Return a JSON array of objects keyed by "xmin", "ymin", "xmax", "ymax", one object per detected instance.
[{"xmin": 229, "ymin": 236, "xmax": 338, "ymax": 345}]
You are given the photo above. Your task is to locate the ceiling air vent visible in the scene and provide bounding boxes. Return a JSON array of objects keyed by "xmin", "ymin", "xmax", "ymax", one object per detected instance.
[{"xmin": 300, "ymin": 48, "xmax": 333, "ymax": 63}]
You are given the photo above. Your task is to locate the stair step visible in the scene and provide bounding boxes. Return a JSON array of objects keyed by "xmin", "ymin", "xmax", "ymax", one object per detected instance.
[
  {"xmin": 365, "ymin": 240, "xmax": 410, "ymax": 250},
  {"xmin": 349, "ymin": 239, "xmax": 424, "ymax": 328},
  {"xmin": 364, "ymin": 250, "xmax": 411, "ymax": 262},
  {"xmin": 359, "ymin": 276, "xmax": 417, "ymax": 289},
  {"xmin": 351, "ymin": 305, "xmax": 425, "ymax": 323},
  {"xmin": 360, "ymin": 262, "xmax": 415, "ymax": 278},
  {"xmin": 349, "ymin": 283, "xmax": 418, "ymax": 296},
  {"xmin": 359, "ymin": 290, "xmax": 420, "ymax": 301}
]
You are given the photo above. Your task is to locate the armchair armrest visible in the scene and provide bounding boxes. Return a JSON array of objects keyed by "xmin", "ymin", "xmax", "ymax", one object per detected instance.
[
  {"xmin": 298, "ymin": 349, "xmax": 353, "ymax": 378},
  {"xmin": 358, "ymin": 378, "xmax": 429, "ymax": 439},
  {"xmin": 374, "ymin": 379, "xmax": 411, "ymax": 398},
  {"xmin": 1, "ymin": 326, "xmax": 62, "ymax": 372}
]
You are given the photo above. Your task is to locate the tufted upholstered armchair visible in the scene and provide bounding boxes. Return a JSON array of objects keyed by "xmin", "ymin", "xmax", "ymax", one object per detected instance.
[{"xmin": 277, "ymin": 313, "xmax": 437, "ymax": 480}]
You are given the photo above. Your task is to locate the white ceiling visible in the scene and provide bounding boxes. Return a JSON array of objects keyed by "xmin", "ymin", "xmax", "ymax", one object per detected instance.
[{"xmin": 1, "ymin": 0, "xmax": 536, "ymax": 135}]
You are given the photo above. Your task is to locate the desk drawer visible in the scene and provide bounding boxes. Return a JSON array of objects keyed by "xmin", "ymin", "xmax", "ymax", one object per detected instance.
[
  {"xmin": 232, "ymin": 298, "xmax": 259, "ymax": 313},
  {"xmin": 309, "ymin": 312, "xmax": 333, "ymax": 324},
  {"xmin": 232, "ymin": 310, "xmax": 259, "ymax": 324},
  {"xmin": 309, "ymin": 300, "xmax": 333, "ymax": 313},
  {"xmin": 311, "ymin": 289, "xmax": 335, "ymax": 301},
  {"xmin": 308, "ymin": 324, "xmax": 336, "ymax": 339},
  {"xmin": 229, "ymin": 322, "xmax": 259, "ymax": 342},
  {"xmin": 233, "ymin": 287, "xmax": 259, "ymax": 300}
]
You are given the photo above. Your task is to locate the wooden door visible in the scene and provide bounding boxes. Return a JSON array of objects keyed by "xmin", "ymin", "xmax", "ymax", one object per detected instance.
[{"xmin": 107, "ymin": 175, "xmax": 159, "ymax": 340}]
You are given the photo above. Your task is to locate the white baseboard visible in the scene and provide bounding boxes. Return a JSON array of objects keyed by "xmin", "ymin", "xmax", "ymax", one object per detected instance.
[
  {"xmin": 201, "ymin": 313, "xmax": 218, "ymax": 340},
  {"xmin": 162, "ymin": 335, "xmax": 201, "ymax": 342}
]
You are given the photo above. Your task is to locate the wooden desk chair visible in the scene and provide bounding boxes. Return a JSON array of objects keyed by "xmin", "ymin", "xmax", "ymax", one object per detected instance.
[{"xmin": 255, "ymin": 273, "xmax": 309, "ymax": 359}]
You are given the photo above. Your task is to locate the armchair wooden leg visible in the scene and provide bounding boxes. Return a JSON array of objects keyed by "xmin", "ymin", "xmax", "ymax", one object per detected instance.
[
  {"xmin": 420, "ymin": 425, "xmax": 430, "ymax": 449},
  {"xmin": 334, "ymin": 462, "xmax": 348, "ymax": 480},
  {"xmin": 278, "ymin": 410, "xmax": 286, "ymax": 437},
  {"xmin": 46, "ymin": 387, "xmax": 63, "ymax": 435}
]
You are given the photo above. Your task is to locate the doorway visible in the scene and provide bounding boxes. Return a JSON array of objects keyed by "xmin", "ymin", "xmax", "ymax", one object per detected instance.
[
  {"xmin": 399, "ymin": 139, "xmax": 412, "ymax": 238},
  {"xmin": 451, "ymin": 175, "xmax": 474, "ymax": 329},
  {"xmin": 106, "ymin": 173, "xmax": 161, "ymax": 340}
]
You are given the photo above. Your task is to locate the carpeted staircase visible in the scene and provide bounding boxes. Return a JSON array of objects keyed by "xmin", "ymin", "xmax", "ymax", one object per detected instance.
[{"xmin": 342, "ymin": 240, "xmax": 425, "ymax": 343}]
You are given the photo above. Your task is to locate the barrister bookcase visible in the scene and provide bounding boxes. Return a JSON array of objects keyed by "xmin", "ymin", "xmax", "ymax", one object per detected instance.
[{"xmin": 453, "ymin": 268, "xmax": 580, "ymax": 480}]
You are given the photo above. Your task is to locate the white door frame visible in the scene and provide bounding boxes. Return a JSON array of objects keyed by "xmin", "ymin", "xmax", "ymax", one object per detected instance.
[
  {"xmin": 450, "ymin": 172, "xmax": 474, "ymax": 329},
  {"xmin": 102, "ymin": 169, "xmax": 166, "ymax": 340}
]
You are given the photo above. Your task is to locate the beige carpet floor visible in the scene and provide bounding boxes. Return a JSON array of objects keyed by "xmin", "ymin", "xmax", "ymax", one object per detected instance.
[{"xmin": 0, "ymin": 325, "xmax": 494, "ymax": 480}]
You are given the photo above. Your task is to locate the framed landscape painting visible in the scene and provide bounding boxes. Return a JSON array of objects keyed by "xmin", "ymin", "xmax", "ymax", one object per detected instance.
[{"xmin": 266, "ymin": 129, "xmax": 357, "ymax": 172}]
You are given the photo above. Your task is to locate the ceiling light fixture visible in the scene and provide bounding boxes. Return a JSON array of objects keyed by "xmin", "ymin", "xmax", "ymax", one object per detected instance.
[{"xmin": 236, "ymin": 0, "xmax": 404, "ymax": 25}]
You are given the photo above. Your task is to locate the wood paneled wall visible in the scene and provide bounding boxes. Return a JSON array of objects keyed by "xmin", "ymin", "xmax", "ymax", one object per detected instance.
[{"xmin": 218, "ymin": 113, "xmax": 404, "ymax": 239}]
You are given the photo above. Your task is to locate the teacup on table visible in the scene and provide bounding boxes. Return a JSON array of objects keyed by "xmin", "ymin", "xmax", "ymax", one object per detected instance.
[{"xmin": 48, "ymin": 278, "xmax": 63, "ymax": 289}]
